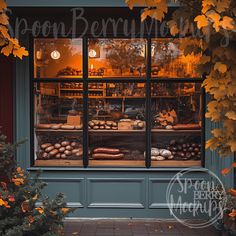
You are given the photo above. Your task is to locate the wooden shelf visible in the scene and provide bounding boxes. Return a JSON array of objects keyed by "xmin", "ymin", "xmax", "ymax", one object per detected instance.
[
  {"xmin": 35, "ymin": 129, "xmax": 83, "ymax": 133},
  {"xmin": 152, "ymin": 160, "xmax": 201, "ymax": 167},
  {"xmin": 61, "ymin": 88, "xmax": 103, "ymax": 91},
  {"xmin": 35, "ymin": 159, "xmax": 83, "ymax": 167},
  {"xmin": 89, "ymin": 160, "xmax": 145, "ymax": 167},
  {"xmin": 35, "ymin": 129, "xmax": 200, "ymax": 135},
  {"xmin": 152, "ymin": 129, "xmax": 201, "ymax": 134}
]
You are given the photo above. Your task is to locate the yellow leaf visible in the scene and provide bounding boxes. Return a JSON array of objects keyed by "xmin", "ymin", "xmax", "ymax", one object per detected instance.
[
  {"xmin": 225, "ymin": 111, "xmax": 236, "ymax": 121},
  {"xmin": 0, "ymin": 25, "xmax": 10, "ymax": 39},
  {"xmin": 125, "ymin": 0, "xmax": 146, "ymax": 9},
  {"xmin": 141, "ymin": 0, "xmax": 167, "ymax": 21},
  {"xmin": 1, "ymin": 41, "xmax": 13, "ymax": 56},
  {"xmin": 206, "ymin": 137, "xmax": 218, "ymax": 150},
  {"xmin": 13, "ymin": 46, "xmax": 29, "ymax": 59},
  {"xmin": 211, "ymin": 128, "xmax": 222, "ymax": 137},
  {"xmin": 194, "ymin": 15, "xmax": 209, "ymax": 29},
  {"xmin": 220, "ymin": 16, "xmax": 235, "ymax": 30},
  {"xmin": 229, "ymin": 189, "xmax": 236, "ymax": 197},
  {"xmin": 206, "ymin": 10, "xmax": 221, "ymax": 32},
  {"xmin": 0, "ymin": 0, "xmax": 7, "ymax": 12},
  {"xmin": 221, "ymin": 168, "xmax": 231, "ymax": 175},
  {"xmin": 0, "ymin": 13, "xmax": 8, "ymax": 25},
  {"xmin": 167, "ymin": 20, "xmax": 179, "ymax": 36},
  {"xmin": 0, "ymin": 199, "xmax": 5, "ymax": 206},
  {"xmin": 214, "ymin": 62, "xmax": 227, "ymax": 73},
  {"xmin": 231, "ymin": 162, "xmax": 236, "ymax": 168},
  {"xmin": 61, "ymin": 207, "xmax": 70, "ymax": 214},
  {"xmin": 229, "ymin": 141, "xmax": 236, "ymax": 152},
  {"xmin": 202, "ymin": 0, "xmax": 216, "ymax": 14},
  {"xmin": 35, "ymin": 207, "xmax": 44, "ymax": 214},
  {"xmin": 216, "ymin": 0, "xmax": 230, "ymax": 13}
]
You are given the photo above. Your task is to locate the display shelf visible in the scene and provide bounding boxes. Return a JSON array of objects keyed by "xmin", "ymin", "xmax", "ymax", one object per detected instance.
[
  {"xmin": 152, "ymin": 160, "xmax": 201, "ymax": 167},
  {"xmin": 89, "ymin": 129, "xmax": 145, "ymax": 136},
  {"xmin": 89, "ymin": 160, "xmax": 145, "ymax": 167},
  {"xmin": 35, "ymin": 159, "xmax": 83, "ymax": 167},
  {"xmin": 57, "ymin": 76, "xmax": 82, "ymax": 78},
  {"xmin": 35, "ymin": 129, "xmax": 83, "ymax": 133},
  {"xmin": 152, "ymin": 129, "xmax": 201, "ymax": 134},
  {"xmin": 61, "ymin": 88, "xmax": 103, "ymax": 91},
  {"xmin": 35, "ymin": 128, "xmax": 201, "ymax": 134}
]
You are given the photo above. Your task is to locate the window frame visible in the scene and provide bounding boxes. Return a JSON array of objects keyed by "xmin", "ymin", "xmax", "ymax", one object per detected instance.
[{"xmin": 30, "ymin": 35, "xmax": 205, "ymax": 168}]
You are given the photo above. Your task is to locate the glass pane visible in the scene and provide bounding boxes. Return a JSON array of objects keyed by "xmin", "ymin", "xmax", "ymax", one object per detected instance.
[
  {"xmin": 34, "ymin": 39, "xmax": 83, "ymax": 78},
  {"xmin": 88, "ymin": 39, "xmax": 147, "ymax": 78},
  {"xmin": 151, "ymin": 83, "xmax": 202, "ymax": 167},
  {"xmin": 88, "ymin": 82, "xmax": 146, "ymax": 167},
  {"xmin": 34, "ymin": 83, "xmax": 83, "ymax": 166},
  {"xmin": 151, "ymin": 39, "xmax": 201, "ymax": 78}
]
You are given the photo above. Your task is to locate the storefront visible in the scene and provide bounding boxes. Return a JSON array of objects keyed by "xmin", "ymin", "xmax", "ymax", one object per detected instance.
[{"xmin": 8, "ymin": 0, "xmax": 234, "ymax": 218}]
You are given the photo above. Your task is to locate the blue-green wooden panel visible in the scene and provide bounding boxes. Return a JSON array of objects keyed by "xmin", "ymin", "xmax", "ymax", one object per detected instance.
[
  {"xmin": 87, "ymin": 178, "xmax": 146, "ymax": 208},
  {"xmin": 40, "ymin": 178, "xmax": 85, "ymax": 207}
]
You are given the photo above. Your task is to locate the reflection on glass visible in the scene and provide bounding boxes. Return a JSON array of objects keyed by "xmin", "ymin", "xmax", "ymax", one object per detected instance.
[
  {"xmin": 34, "ymin": 39, "xmax": 83, "ymax": 78},
  {"xmin": 34, "ymin": 83, "xmax": 83, "ymax": 166},
  {"xmin": 88, "ymin": 82, "xmax": 146, "ymax": 166},
  {"xmin": 151, "ymin": 39, "xmax": 201, "ymax": 78},
  {"xmin": 88, "ymin": 39, "xmax": 147, "ymax": 78},
  {"xmin": 151, "ymin": 83, "xmax": 202, "ymax": 166}
]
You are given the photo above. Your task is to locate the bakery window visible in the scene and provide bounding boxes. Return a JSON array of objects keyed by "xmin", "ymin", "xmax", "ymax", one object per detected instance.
[
  {"xmin": 151, "ymin": 39, "xmax": 201, "ymax": 78},
  {"xmin": 34, "ymin": 38, "xmax": 83, "ymax": 79},
  {"xmin": 32, "ymin": 37, "xmax": 204, "ymax": 167},
  {"xmin": 88, "ymin": 39, "xmax": 147, "ymax": 78}
]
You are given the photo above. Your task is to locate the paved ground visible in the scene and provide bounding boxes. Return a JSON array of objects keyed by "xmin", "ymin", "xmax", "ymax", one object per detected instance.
[{"xmin": 64, "ymin": 220, "xmax": 223, "ymax": 236}]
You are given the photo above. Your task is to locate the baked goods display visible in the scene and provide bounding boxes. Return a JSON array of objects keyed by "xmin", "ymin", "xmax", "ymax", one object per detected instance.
[
  {"xmin": 35, "ymin": 124, "xmax": 83, "ymax": 130},
  {"xmin": 89, "ymin": 120, "xmax": 118, "ymax": 130},
  {"xmin": 153, "ymin": 109, "xmax": 177, "ymax": 129},
  {"xmin": 91, "ymin": 148, "xmax": 124, "ymax": 160},
  {"xmin": 167, "ymin": 138, "xmax": 201, "ymax": 161},
  {"xmin": 57, "ymin": 66, "xmax": 82, "ymax": 77},
  {"xmin": 37, "ymin": 140, "xmax": 83, "ymax": 160}
]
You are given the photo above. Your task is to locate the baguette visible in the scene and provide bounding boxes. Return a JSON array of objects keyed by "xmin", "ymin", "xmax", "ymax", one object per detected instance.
[
  {"xmin": 92, "ymin": 153, "xmax": 124, "ymax": 160},
  {"xmin": 93, "ymin": 147, "xmax": 120, "ymax": 154}
]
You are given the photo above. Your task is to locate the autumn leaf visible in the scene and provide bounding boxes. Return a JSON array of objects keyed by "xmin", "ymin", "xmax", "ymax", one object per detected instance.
[
  {"xmin": 202, "ymin": 0, "xmax": 216, "ymax": 14},
  {"xmin": 225, "ymin": 111, "xmax": 236, "ymax": 121},
  {"xmin": 125, "ymin": 0, "xmax": 146, "ymax": 9},
  {"xmin": 167, "ymin": 20, "xmax": 179, "ymax": 36},
  {"xmin": 0, "ymin": 13, "xmax": 8, "ymax": 25},
  {"xmin": 8, "ymin": 195, "xmax": 15, "ymax": 202},
  {"xmin": 13, "ymin": 46, "xmax": 29, "ymax": 59},
  {"xmin": 35, "ymin": 207, "xmax": 44, "ymax": 214},
  {"xmin": 231, "ymin": 162, "xmax": 236, "ymax": 168},
  {"xmin": 221, "ymin": 168, "xmax": 231, "ymax": 175},
  {"xmin": 220, "ymin": 16, "xmax": 235, "ymax": 30},
  {"xmin": 141, "ymin": 1, "xmax": 167, "ymax": 21},
  {"xmin": 216, "ymin": 0, "xmax": 231, "ymax": 13},
  {"xmin": 0, "ymin": 0, "xmax": 7, "ymax": 12},
  {"xmin": 194, "ymin": 15, "xmax": 209, "ymax": 29},
  {"xmin": 61, "ymin": 207, "xmax": 70, "ymax": 214},
  {"xmin": 206, "ymin": 10, "xmax": 221, "ymax": 32},
  {"xmin": 214, "ymin": 62, "xmax": 227, "ymax": 73},
  {"xmin": 228, "ymin": 140, "xmax": 236, "ymax": 152},
  {"xmin": 211, "ymin": 128, "xmax": 222, "ymax": 137},
  {"xmin": 229, "ymin": 189, "xmax": 236, "ymax": 197},
  {"xmin": 206, "ymin": 137, "xmax": 218, "ymax": 150}
]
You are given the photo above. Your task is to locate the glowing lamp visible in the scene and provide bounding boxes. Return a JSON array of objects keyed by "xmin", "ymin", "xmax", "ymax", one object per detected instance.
[{"xmin": 51, "ymin": 50, "xmax": 61, "ymax": 60}]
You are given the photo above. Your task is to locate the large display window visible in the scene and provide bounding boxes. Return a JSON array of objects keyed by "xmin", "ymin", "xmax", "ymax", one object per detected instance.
[{"xmin": 32, "ymin": 38, "xmax": 204, "ymax": 167}]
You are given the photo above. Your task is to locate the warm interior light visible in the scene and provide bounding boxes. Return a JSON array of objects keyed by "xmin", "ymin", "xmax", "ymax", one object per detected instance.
[
  {"xmin": 51, "ymin": 50, "xmax": 61, "ymax": 60},
  {"xmin": 88, "ymin": 49, "xmax": 97, "ymax": 58}
]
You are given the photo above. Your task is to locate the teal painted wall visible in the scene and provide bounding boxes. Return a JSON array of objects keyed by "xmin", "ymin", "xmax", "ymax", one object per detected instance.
[{"xmin": 14, "ymin": 31, "xmax": 234, "ymax": 218}]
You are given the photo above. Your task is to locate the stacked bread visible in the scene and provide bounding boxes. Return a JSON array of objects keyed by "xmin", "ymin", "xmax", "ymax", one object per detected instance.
[
  {"xmin": 39, "ymin": 141, "xmax": 83, "ymax": 160},
  {"xmin": 36, "ymin": 124, "xmax": 83, "ymax": 130},
  {"xmin": 89, "ymin": 120, "xmax": 118, "ymax": 130}
]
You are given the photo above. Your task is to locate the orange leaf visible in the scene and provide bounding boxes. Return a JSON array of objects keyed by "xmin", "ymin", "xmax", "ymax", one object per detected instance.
[
  {"xmin": 232, "ymin": 163, "xmax": 236, "ymax": 168},
  {"xmin": 61, "ymin": 207, "xmax": 70, "ymax": 214},
  {"xmin": 221, "ymin": 168, "xmax": 231, "ymax": 175},
  {"xmin": 229, "ymin": 188, "xmax": 236, "ymax": 196},
  {"xmin": 35, "ymin": 207, "xmax": 44, "ymax": 214},
  {"xmin": 21, "ymin": 200, "xmax": 30, "ymax": 213}
]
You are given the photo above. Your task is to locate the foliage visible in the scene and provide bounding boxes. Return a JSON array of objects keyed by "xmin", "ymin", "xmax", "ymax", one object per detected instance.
[
  {"xmin": 0, "ymin": 132, "xmax": 74, "ymax": 236},
  {"xmin": 0, "ymin": 0, "xmax": 28, "ymax": 59},
  {"xmin": 126, "ymin": 0, "xmax": 236, "ymax": 156}
]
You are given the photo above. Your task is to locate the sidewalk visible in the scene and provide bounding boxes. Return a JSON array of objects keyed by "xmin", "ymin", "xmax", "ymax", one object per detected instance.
[{"xmin": 64, "ymin": 219, "xmax": 222, "ymax": 236}]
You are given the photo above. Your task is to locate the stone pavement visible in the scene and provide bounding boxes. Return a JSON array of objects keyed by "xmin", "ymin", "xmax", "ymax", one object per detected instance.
[{"xmin": 64, "ymin": 219, "xmax": 222, "ymax": 236}]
